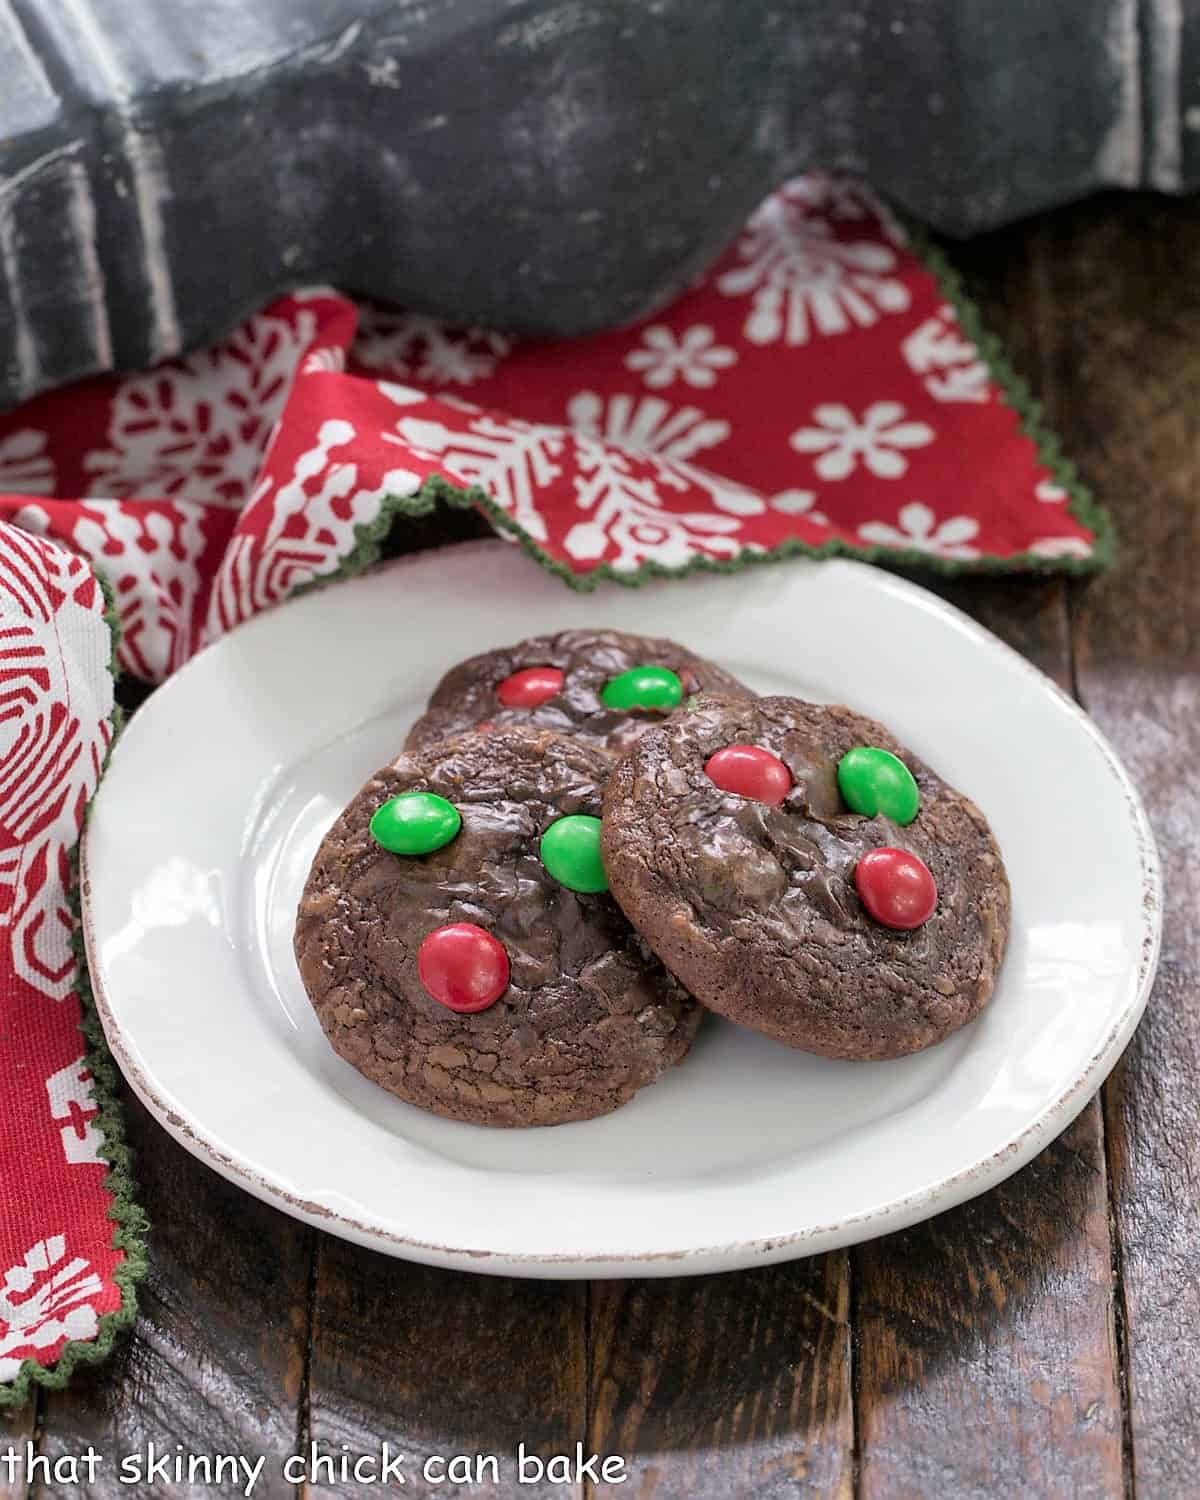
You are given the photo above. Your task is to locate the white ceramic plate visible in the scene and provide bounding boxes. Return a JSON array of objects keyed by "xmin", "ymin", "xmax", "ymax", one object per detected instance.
[{"xmin": 83, "ymin": 542, "xmax": 1161, "ymax": 1277}]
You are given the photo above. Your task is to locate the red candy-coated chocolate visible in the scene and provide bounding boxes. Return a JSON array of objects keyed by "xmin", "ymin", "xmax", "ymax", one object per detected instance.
[
  {"xmin": 417, "ymin": 923, "xmax": 510, "ymax": 1012},
  {"xmin": 704, "ymin": 744, "xmax": 792, "ymax": 806},
  {"xmin": 496, "ymin": 665, "xmax": 564, "ymax": 708},
  {"xmin": 854, "ymin": 847, "xmax": 938, "ymax": 930}
]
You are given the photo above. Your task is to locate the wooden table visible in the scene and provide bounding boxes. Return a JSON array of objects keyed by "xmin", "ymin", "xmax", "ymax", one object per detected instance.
[{"xmin": 4, "ymin": 191, "xmax": 1196, "ymax": 1500}]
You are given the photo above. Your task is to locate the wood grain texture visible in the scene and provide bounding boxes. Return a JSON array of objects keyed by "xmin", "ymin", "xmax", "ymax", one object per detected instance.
[
  {"xmin": 587, "ymin": 1259, "xmax": 853, "ymax": 1500},
  {"xmin": 0, "ymin": 1403, "xmax": 35, "ymax": 1500},
  {"xmin": 855, "ymin": 1104, "xmax": 1122, "ymax": 1500},
  {"xmin": 305, "ymin": 1235, "xmax": 586, "ymax": 1499},
  {"xmin": 34, "ymin": 1092, "xmax": 311, "ymax": 1499},
  {"xmin": 852, "ymin": 226, "xmax": 1124, "ymax": 1500},
  {"xmin": 1038, "ymin": 192, "xmax": 1200, "ymax": 1497}
]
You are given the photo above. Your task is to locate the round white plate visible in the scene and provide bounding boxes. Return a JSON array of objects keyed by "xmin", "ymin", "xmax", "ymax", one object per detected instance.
[{"xmin": 84, "ymin": 542, "xmax": 1161, "ymax": 1277}]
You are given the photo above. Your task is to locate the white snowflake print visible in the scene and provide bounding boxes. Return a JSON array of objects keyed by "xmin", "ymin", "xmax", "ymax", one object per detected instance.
[
  {"xmin": 564, "ymin": 439, "xmax": 750, "ymax": 572},
  {"xmin": 71, "ymin": 501, "xmax": 208, "ymax": 681},
  {"xmin": 566, "ymin": 392, "xmax": 763, "ymax": 520},
  {"xmin": 353, "ymin": 309, "xmax": 512, "ymax": 386},
  {"xmin": 392, "ymin": 411, "xmax": 564, "ymax": 542},
  {"xmin": 383, "ymin": 391, "xmax": 762, "ymax": 571},
  {"xmin": 717, "ymin": 184, "xmax": 910, "ymax": 346},
  {"xmin": 787, "ymin": 175, "xmax": 869, "ymax": 220},
  {"xmin": 207, "ymin": 420, "xmax": 422, "ymax": 637},
  {"xmin": 13, "ymin": 499, "xmax": 208, "ymax": 683},
  {"xmin": 901, "ymin": 306, "xmax": 990, "ymax": 404},
  {"xmin": 558, "ymin": 393, "xmax": 761, "ymax": 568},
  {"xmin": 0, "ymin": 525, "xmax": 114, "ymax": 1002},
  {"xmin": 857, "ymin": 502, "xmax": 981, "ymax": 560},
  {"xmin": 82, "ymin": 306, "xmax": 317, "ymax": 505},
  {"xmin": 785, "ymin": 174, "xmax": 908, "ymax": 243},
  {"xmin": 45, "ymin": 1057, "xmax": 105, "ymax": 1166},
  {"xmin": 0, "ymin": 429, "xmax": 55, "ymax": 495},
  {"xmin": 0, "ymin": 1236, "xmax": 103, "ymax": 1381},
  {"xmin": 1035, "ymin": 478, "xmax": 1068, "ymax": 503},
  {"xmin": 302, "ymin": 346, "xmax": 347, "ymax": 375},
  {"xmin": 790, "ymin": 402, "xmax": 935, "ymax": 481},
  {"xmin": 770, "ymin": 489, "xmax": 829, "ymax": 525},
  {"xmin": 566, "ymin": 391, "xmax": 729, "ymax": 462},
  {"xmin": 623, "ymin": 324, "xmax": 736, "ymax": 389},
  {"xmin": 376, "ymin": 381, "xmax": 430, "ymax": 411},
  {"xmin": 1028, "ymin": 535, "xmax": 1092, "ymax": 559}
]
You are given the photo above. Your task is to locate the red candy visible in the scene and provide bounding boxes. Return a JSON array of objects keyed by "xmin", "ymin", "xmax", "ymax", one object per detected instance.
[
  {"xmin": 854, "ymin": 847, "xmax": 938, "ymax": 930},
  {"xmin": 496, "ymin": 665, "xmax": 564, "ymax": 708},
  {"xmin": 417, "ymin": 923, "xmax": 510, "ymax": 1012},
  {"xmin": 704, "ymin": 744, "xmax": 792, "ymax": 806}
]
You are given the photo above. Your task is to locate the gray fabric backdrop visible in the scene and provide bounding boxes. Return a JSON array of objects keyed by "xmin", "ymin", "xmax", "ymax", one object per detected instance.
[{"xmin": 0, "ymin": 0, "xmax": 1190, "ymax": 406}]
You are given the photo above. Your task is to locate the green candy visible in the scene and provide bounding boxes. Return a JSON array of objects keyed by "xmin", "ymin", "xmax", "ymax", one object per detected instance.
[
  {"xmin": 540, "ymin": 815, "xmax": 608, "ymax": 894},
  {"xmin": 600, "ymin": 664, "xmax": 683, "ymax": 712},
  {"xmin": 837, "ymin": 747, "xmax": 920, "ymax": 826},
  {"xmin": 370, "ymin": 792, "xmax": 461, "ymax": 855}
]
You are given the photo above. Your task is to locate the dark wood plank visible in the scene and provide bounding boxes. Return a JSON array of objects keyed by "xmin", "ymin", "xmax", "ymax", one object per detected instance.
[
  {"xmin": 0, "ymin": 1402, "xmax": 35, "ymax": 1500},
  {"xmin": 853, "ymin": 226, "xmax": 1124, "ymax": 1499},
  {"xmin": 587, "ymin": 1260, "xmax": 853, "ymax": 1500},
  {"xmin": 34, "ymin": 1091, "xmax": 311, "ymax": 1500},
  {"xmin": 1034, "ymin": 191, "xmax": 1200, "ymax": 1497},
  {"xmin": 855, "ymin": 1103, "xmax": 1122, "ymax": 1500},
  {"xmin": 305, "ymin": 1235, "xmax": 587, "ymax": 1499}
]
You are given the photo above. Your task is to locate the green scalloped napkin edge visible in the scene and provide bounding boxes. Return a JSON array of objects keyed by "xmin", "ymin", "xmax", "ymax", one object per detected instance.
[
  {"xmin": 0, "ymin": 577, "xmax": 149, "ymax": 1410},
  {"xmin": 0, "ymin": 220, "xmax": 1111, "ymax": 1409},
  {"xmin": 317, "ymin": 222, "xmax": 1114, "ymax": 588}
]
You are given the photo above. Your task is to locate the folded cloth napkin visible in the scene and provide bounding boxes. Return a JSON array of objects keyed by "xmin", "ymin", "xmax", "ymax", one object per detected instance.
[{"xmin": 0, "ymin": 173, "xmax": 1110, "ymax": 1401}]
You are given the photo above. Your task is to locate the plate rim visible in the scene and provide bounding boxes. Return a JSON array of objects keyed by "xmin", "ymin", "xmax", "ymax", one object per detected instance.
[{"xmin": 82, "ymin": 541, "xmax": 1163, "ymax": 1276}]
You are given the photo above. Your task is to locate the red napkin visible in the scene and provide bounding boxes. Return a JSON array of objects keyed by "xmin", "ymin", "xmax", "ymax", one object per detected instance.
[{"xmin": 0, "ymin": 174, "xmax": 1109, "ymax": 1400}]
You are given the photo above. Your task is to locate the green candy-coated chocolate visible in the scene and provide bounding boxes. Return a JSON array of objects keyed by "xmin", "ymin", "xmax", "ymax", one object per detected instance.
[
  {"xmin": 837, "ymin": 747, "xmax": 920, "ymax": 826},
  {"xmin": 539, "ymin": 814, "xmax": 608, "ymax": 894},
  {"xmin": 599, "ymin": 664, "xmax": 683, "ymax": 712},
  {"xmin": 370, "ymin": 791, "xmax": 462, "ymax": 855}
]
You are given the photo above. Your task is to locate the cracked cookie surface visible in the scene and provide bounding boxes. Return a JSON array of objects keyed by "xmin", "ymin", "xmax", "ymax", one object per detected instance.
[
  {"xmin": 295, "ymin": 726, "xmax": 701, "ymax": 1126},
  {"xmin": 601, "ymin": 693, "xmax": 1010, "ymax": 1060},
  {"xmin": 405, "ymin": 628, "xmax": 749, "ymax": 754}
]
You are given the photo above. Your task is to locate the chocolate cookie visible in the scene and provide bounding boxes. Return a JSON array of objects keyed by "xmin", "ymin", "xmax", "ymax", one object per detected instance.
[
  {"xmin": 405, "ymin": 629, "xmax": 749, "ymax": 754},
  {"xmin": 294, "ymin": 727, "xmax": 701, "ymax": 1126},
  {"xmin": 601, "ymin": 693, "xmax": 1009, "ymax": 1060}
]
